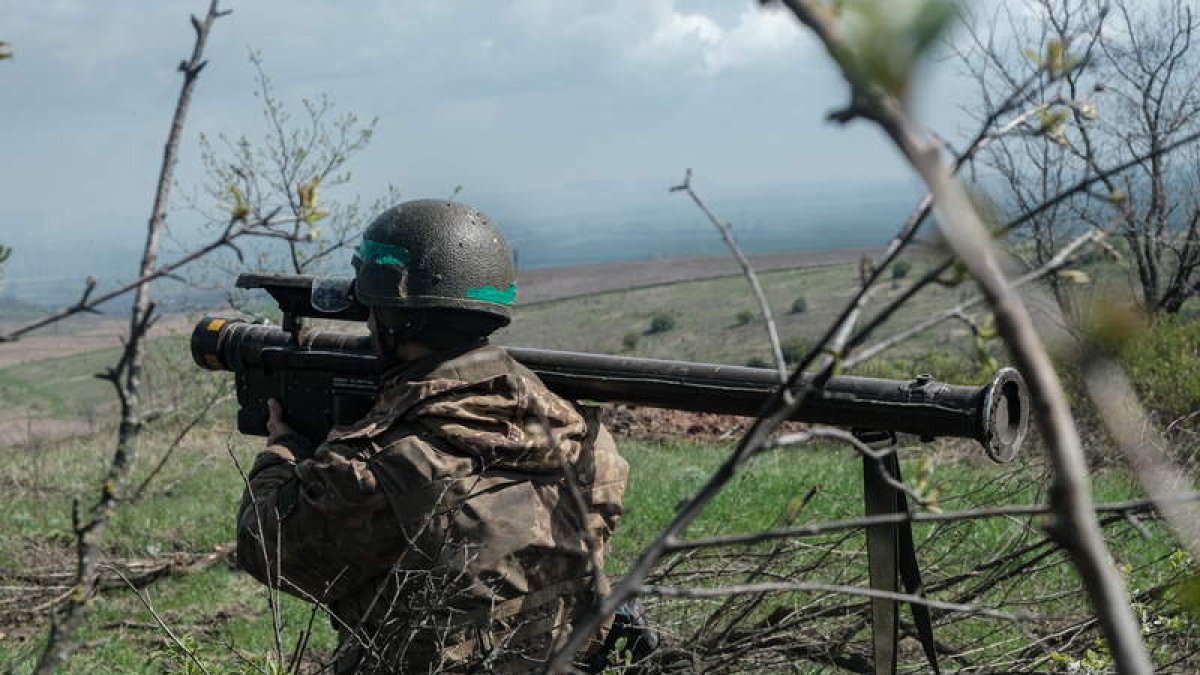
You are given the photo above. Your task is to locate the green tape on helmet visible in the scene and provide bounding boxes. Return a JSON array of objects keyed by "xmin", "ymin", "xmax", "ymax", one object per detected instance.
[
  {"xmin": 355, "ymin": 239, "xmax": 412, "ymax": 266},
  {"xmin": 465, "ymin": 283, "xmax": 517, "ymax": 305}
]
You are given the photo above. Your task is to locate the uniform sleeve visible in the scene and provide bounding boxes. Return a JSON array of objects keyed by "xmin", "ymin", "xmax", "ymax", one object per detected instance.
[
  {"xmin": 586, "ymin": 421, "xmax": 629, "ymax": 542},
  {"xmin": 573, "ymin": 409, "xmax": 629, "ymax": 545},
  {"xmin": 236, "ymin": 433, "xmax": 405, "ymax": 603}
]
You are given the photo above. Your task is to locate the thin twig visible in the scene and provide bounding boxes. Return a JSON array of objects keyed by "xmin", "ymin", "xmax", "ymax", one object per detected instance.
[
  {"xmin": 671, "ymin": 168, "xmax": 788, "ymax": 382},
  {"xmin": 225, "ymin": 438, "xmax": 287, "ymax": 668},
  {"xmin": 108, "ymin": 566, "xmax": 214, "ymax": 675},
  {"xmin": 667, "ymin": 493, "xmax": 1200, "ymax": 552},
  {"xmin": 129, "ymin": 391, "xmax": 231, "ymax": 501},
  {"xmin": 31, "ymin": 3, "xmax": 229, "ymax": 672},
  {"xmin": 641, "ymin": 580, "xmax": 1033, "ymax": 623},
  {"xmin": 845, "ymin": 229, "xmax": 1103, "ymax": 368},
  {"xmin": 840, "ymin": 123, "xmax": 1200, "ymax": 367},
  {"xmin": 0, "ymin": 210, "xmax": 297, "ymax": 343},
  {"xmin": 774, "ymin": 1, "xmax": 1153, "ymax": 670}
]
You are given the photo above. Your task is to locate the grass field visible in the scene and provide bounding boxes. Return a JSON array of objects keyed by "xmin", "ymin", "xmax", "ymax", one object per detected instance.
[
  {"xmin": 0, "ymin": 416, "xmax": 1192, "ymax": 672},
  {"xmin": 0, "ymin": 257, "xmax": 986, "ymax": 447},
  {"xmin": 2, "ymin": 255, "xmax": 1199, "ymax": 672},
  {"xmin": 496, "ymin": 258, "xmax": 973, "ymax": 366},
  {"xmin": 0, "ymin": 345, "xmax": 123, "ymax": 419}
]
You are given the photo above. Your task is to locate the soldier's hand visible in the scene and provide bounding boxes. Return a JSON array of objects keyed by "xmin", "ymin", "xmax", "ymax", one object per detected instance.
[{"xmin": 266, "ymin": 398, "xmax": 299, "ymax": 448}]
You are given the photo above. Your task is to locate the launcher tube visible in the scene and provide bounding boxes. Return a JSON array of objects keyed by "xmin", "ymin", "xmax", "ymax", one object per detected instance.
[{"xmin": 193, "ymin": 318, "xmax": 1027, "ymax": 462}]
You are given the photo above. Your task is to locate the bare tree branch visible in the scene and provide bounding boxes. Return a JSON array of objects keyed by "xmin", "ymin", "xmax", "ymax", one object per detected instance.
[
  {"xmin": 770, "ymin": 1, "xmax": 1152, "ymax": 671},
  {"xmin": 642, "ymin": 580, "xmax": 1033, "ymax": 623},
  {"xmin": 31, "ymin": 3, "xmax": 228, "ymax": 672},
  {"xmin": 671, "ymin": 168, "xmax": 789, "ymax": 382},
  {"xmin": 0, "ymin": 208, "xmax": 299, "ymax": 343},
  {"xmin": 846, "ymin": 228, "xmax": 1104, "ymax": 369}
]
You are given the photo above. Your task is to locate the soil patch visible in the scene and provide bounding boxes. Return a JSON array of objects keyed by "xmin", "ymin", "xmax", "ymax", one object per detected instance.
[{"xmin": 598, "ymin": 405, "xmax": 806, "ymax": 443}]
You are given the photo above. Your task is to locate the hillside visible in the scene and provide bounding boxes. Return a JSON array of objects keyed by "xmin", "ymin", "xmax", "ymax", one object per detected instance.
[
  {"xmin": 500, "ymin": 254, "xmax": 973, "ymax": 367},
  {"xmin": 0, "ymin": 252, "xmax": 977, "ymax": 448},
  {"xmin": 2, "ymin": 252, "xmax": 1199, "ymax": 673}
]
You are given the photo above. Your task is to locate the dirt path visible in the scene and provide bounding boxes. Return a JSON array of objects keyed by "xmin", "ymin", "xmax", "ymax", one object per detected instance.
[{"xmin": 0, "ymin": 417, "xmax": 98, "ymax": 448}]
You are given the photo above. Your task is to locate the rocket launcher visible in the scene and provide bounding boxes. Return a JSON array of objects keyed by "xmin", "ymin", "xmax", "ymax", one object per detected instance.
[{"xmin": 193, "ymin": 273, "xmax": 1028, "ymax": 463}]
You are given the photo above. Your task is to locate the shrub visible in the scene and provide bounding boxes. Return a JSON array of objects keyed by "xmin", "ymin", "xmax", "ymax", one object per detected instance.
[
  {"xmin": 745, "ymin": 357, "xmax": 770, "ymax": 368},
  {"xmin": 1119, "ymin": 315, "xmax": 1200, "ymax": 424},
  {"xmin": 622, "ymin": 332, "xmax": 639, "ymax": 351},
  {"xmin": 790, "ymin": 296, "xmax": 808, "ymax": 314},
  {"xmin": 855, "ymin": 348, "xmax": 983, "ymax": 385},
  {"xmin": 647, "ymin": 313, "xmax": 676, "ymax": 335},
  {"xmin": 735, "ymin": 310, "xmax": 755, "ymax": 326},
  {"xmin": 892, "ymin": 260, "xmax": 913, "ymax": 280},
  {"xmin": 781, "ymin": 336, "xmax": 814, "ymax": 365}
]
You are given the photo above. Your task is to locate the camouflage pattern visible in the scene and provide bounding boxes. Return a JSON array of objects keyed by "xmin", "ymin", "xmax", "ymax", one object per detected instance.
[{"xmin": 237, "ymin": 344, "xmax": 629, "ymax": 673}]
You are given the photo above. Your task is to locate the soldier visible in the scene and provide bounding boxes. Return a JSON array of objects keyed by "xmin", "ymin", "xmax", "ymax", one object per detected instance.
[{"xmin": 235, "ymin": 199, "xmax": 631, "ymax": 673}]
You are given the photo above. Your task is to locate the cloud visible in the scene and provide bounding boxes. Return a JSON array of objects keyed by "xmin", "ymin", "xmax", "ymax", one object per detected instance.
[
  {"xmin": 362, "ymin": 0, "xmax": 813, "ymax": 83},
  {"xmin": 6, "ymin": 0, "xmax": 193, "ymax": 80},
  {"xmin": 634, "ymin": 7, "xmax": 723, "ymax": 61},
  {"xmin": 5, "ymin": 0, "xmax": 813, "ymax": 95},
  {"xmin": 700, "ymin": 5, "xmax": 809, "ymax": 74},
  {"xmin": 617, "ymin": 1, "xmax": 814, "ymax": 76}
]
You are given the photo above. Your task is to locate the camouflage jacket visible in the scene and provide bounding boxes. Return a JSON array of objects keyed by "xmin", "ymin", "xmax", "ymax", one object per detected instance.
[{"xmin": 236, "ymin": 344, "xmax": 629, "ymax": 673}]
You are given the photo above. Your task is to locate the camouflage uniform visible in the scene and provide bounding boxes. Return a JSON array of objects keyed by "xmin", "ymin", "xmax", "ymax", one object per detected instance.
[{"xmin": 237, "ymin": 344, "xmax": 629, "ymax": 673}]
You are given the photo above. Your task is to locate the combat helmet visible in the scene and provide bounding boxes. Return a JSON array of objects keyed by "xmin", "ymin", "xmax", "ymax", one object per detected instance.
[{"xmin": 352, "ymin": 199, "xmax": 517, "ymax": 334}]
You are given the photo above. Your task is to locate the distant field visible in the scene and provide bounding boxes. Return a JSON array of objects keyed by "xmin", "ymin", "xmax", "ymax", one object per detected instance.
[
  {"xmin": 513, "ymin": 248, "xmax": 879, "ymax": 304},
  {"xmin": 497, "ymin": 256, "xmax": 976, "ymax": 366},
  {"xmin": 1, "ymin": 242, "xmax": 1146, "ymax": 451},
  {"xmin": 1, "ymin": 250, "xmax": 1197, "ymax": 672},
  {"xmin": 0, "ymin": 334, "xmax": 196, "ymax": 446},
  {"xmin": 1, "ymin": 254, "xmax": 986, "ymax": 447}
]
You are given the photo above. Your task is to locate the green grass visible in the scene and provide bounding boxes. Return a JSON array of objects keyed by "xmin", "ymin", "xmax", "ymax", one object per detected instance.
[
  {"xmin": 4, "ymin": 256, "xmax": 1199, "ymax": 671},
  {"xmin": 1119, "ymin": 315, "xmax": 1200, "ymax": 425},
  {"xmin": 0, "ymin": 346, "xmax": 120, "ymax": 418},
  {"xmin": 497, "ymin": 260, "xmax": 978, "ymax": 367},
  {"xmin": 616, "ymin": 439, "xmax": 870, "ymax": 556},
  {"xmin": 0, "ymin": 421, "xmax": 1194, "ymax": 672},
  {"xmin": 0, "ymin": 422, "xmax": 338, "ymax": 674},
  {"xmin": 0, "ymin": 334, "xmax": 192, "ymax": 421},
  {"xmin": 613, "ymin": 439, "xmax": 1194, "ymax": 671}
]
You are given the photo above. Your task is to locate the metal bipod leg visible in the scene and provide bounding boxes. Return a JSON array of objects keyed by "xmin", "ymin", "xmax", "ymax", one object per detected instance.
[{"xmin": 856, "ymin": 430, "xmax": 940, "ymax": 675}]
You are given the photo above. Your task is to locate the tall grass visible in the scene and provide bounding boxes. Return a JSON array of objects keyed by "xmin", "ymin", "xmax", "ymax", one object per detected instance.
[
  {"xmin": 1119, "ymin": 315, "xmax": 1200, "ymax": 427},
  {"xmin": 1, "ymin": 423, "xmax": 1195, "ymax": 672}
]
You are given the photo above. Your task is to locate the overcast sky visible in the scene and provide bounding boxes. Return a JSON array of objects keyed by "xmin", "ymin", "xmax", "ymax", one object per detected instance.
[{"xmin": 0, "ymin": 0, "xmax": 979, "ymax": 296}]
